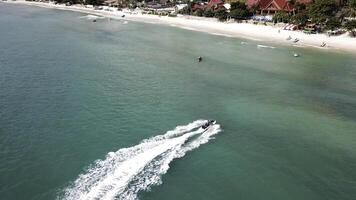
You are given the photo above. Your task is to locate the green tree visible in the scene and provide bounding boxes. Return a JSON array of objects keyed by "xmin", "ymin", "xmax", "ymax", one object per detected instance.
[
  {"xmin": 307, "ymin": 0, "xmax": 338, "ymax": 24},
  {"xmin": 294, "ymin": 2, "xmax": 307, "ymax": 12},
  {"xmin": 229, "ymin": 9, "xmax": 251, "ymax": 20},
  {"xmin": 230, "ymin": 1, "xmax": 247, "ymax": 10},
  {"xmin": 214, "ymin": 8, "xmax": 228, "ymax": 21},
  {"xmin": 342, "ymin": 0, "xmax": 356, "ymax": 18},
  {"xmin": 325, "ymin": 17, "xmax": 341, "ymax": 30},
  {"xmin": 344, "ymin": 20, "xmax": 356, "ymax": 36},
  {"xmin": 203, "ymin": 9, "xmax": 214, "ymax": 17},
  {"xmin": 194, "ymin": 8, "xmax": 204, "ymax": 17},
  {"xmin": 229, "ymin": 2, "xmax": 252, "ymax": 20},
  {"xmin": 291, "ymin": 12, "xmax": 309, "ymax": 25},
  {"xmin": 272, "ymin": 12, "xmax": 291, "ymax": 23},
  {"xmin": 179, "ymin": 3, "xmax": 192, "ymax": 15}
]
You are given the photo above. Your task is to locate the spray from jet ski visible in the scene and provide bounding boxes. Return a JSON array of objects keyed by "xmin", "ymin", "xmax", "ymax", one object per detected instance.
[{"xmin": 61, "ymin": 120, "xmax": 221, "ymax": 200}]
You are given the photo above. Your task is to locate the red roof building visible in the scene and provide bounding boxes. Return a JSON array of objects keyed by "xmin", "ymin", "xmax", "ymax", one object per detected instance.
[
  {"xmin": 206, "ymin": 0, "xmax": 224, "ymax": 9},
  {"xmin": 247, "ymin": 0, "xmax": 295, "ymax": 14},
  {"xmin": 192, "ymin": 0, "xmax": 225, "ymax": 11},
  {"xmin": 246, "ymin": 0, "xmax": 313, "ymax": 14},
  {"xmin": 192, "ymin": 3, "xmax": 206, "ymax": 11},
  {"xmin": 246, "ymin": 0, "xmax": 260, "ymax": 8}
]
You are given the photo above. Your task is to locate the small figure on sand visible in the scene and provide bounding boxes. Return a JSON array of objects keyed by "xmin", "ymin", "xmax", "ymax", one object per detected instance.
[
  {"xmin": 198, "ymin": 56, "xmax": 202, "ymax": 62},
  {"xmin": 286, "ymin": 36, "xmax": 292, "ymax": 40},
  {"xmin": 293, "ymin": 38, "xmax": 299, "ymax": 43},
  {"xmin": 320, "ymin": 42, "xmax": 326, "ymax": 47}
]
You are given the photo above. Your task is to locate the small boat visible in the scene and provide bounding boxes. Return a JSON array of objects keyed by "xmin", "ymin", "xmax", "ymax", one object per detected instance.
[
  {"xmin": 257, "ymin": 44, "xmax": 275, "ymax": 49},
  {"xmin": 294, "ymin": 53, "xmax": 299, "ymax": 57},
  {"xmin": 92, "ymin": 19, "xmax": 97, "ymax": 22},
  {"xmin": 202, "ymin": 120, "xmax": 216, "ymax": 129}
]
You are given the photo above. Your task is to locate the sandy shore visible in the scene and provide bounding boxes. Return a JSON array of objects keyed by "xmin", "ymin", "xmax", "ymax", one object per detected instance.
[{"xmin": 3, "ymin": 0, "xmax": 356, "ymax": 54}]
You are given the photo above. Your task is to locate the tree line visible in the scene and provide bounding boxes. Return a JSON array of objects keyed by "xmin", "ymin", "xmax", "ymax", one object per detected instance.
[
  {"xmin": 179, "ymin": 1, "xmax": 253, "ymax": 21},
  {"xmin": 272, "ymin": 0, "xmax": 356, "ymax": 33},
  {"xmin": 179, "ymin": 0, "xmax": 356, "ymax": 35},
  {"xmin": 26, "ymin": 0, "xmax": 356, "ymax": 35}
]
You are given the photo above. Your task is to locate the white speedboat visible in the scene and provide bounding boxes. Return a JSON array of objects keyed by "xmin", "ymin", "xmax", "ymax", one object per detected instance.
[{"xmin": 202, "ymin": 120, "xmax": 216, "ymax": 129}]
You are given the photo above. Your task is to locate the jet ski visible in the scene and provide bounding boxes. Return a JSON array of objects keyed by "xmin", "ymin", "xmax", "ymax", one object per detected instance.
[{"xmin": 201, "ymin": 120, "xmax": 216, "ymax": 129}]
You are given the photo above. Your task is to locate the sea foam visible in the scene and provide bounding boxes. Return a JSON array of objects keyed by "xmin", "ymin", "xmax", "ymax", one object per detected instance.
[{"xmin": 60, "ymin": 120, "xmax": 221, "ymax": 200}]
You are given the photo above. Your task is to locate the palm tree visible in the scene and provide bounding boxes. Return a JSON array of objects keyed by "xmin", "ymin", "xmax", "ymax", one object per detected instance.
[
  {"xmin": 342, "ymin": 0, "xmax": 356, "ymax": 18},
  {"xmin": 344, "ymin": 20, "xmax": 356, "ymax": 36}
]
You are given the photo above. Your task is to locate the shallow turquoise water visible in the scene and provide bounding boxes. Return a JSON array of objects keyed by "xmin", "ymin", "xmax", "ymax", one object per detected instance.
[{"xmin": 0, "ymin": 3, "xmax": 356, "ymax": 200}]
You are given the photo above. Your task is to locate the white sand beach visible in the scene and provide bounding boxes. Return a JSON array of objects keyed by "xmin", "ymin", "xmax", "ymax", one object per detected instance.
[{"xmin": 3, "ymin": 0, "xmax": 356, "ymax": 54}]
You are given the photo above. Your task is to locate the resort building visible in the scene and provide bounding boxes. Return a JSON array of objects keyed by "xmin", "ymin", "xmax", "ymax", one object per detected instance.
[
  {"xmin": 206, "ymin": 0, "xmax": 225, "ymax": 9},
  {"xmin": 192, "ymin": 0, "xmax": 225, "ymax": 11},
  {"xmin": 103, "ymin": 0, "xmax": 119, "ymax": 7},
  {"xmin": 246, "ymin": 0, "xmax": 347, "ymax": 15},
  {"xmin": 246, "ymin": 0, "xmax": 296, "ymax": 14}
]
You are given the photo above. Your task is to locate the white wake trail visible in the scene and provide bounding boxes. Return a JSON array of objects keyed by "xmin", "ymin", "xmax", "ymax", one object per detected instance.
[{"xmin": 61, "ymin": 120, "xmax": 221, "ymax": 200}]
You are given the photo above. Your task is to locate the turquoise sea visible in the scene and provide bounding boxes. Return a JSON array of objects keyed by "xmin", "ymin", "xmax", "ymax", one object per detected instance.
[{"xmin": 1, "ymin": 3, "xmax": 356, "ymax": 200}]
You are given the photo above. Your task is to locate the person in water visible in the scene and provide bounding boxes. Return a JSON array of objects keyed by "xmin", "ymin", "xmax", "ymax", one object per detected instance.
[{"xmin": 198, "ymin": 56, "xmax": 202, "ymax": 62}]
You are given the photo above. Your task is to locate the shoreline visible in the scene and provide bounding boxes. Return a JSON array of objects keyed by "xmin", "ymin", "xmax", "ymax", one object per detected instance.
[{"xmin": 3, "ymin": 1, "xmax": 356, "ymax": 55}]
